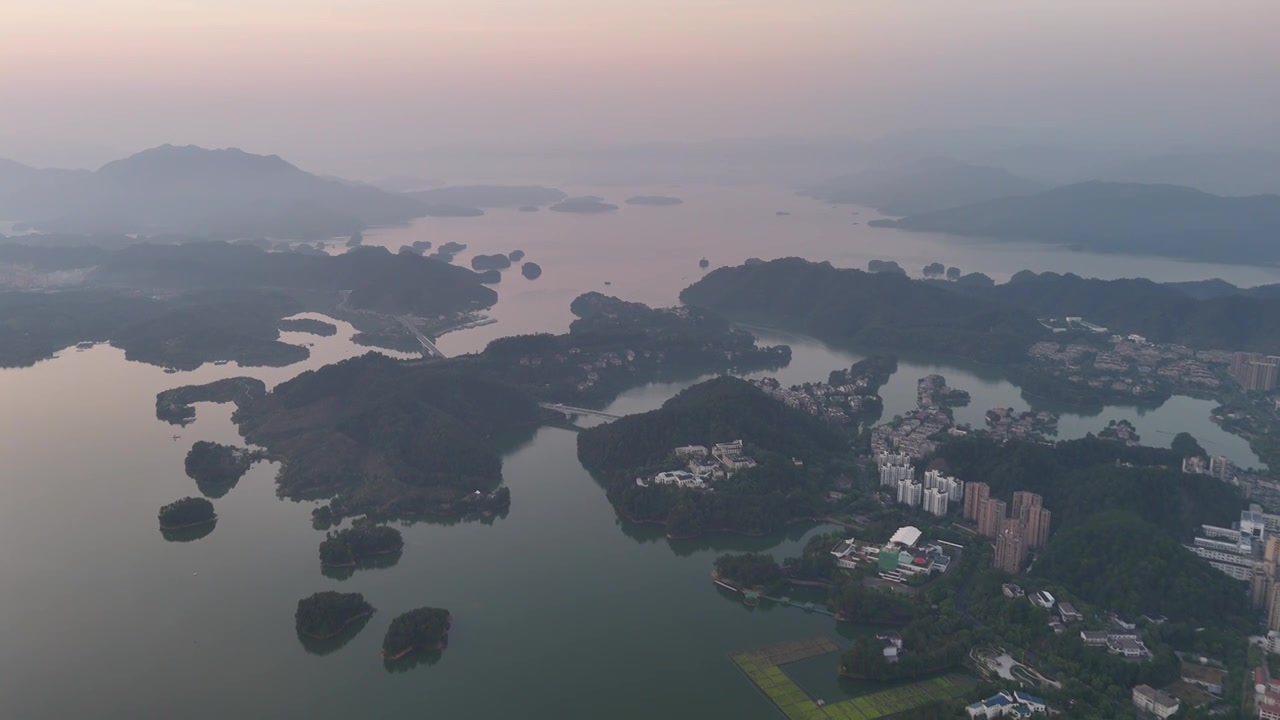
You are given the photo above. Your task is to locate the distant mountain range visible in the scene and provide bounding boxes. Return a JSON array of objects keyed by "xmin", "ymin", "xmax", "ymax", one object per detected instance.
[
  {"xmin": 870, "ymin": 181, "xmax": 1280, "ymax": 263},
  {"xmin": 805, "ymin": 157, "xmax": 1046, "ymax": 215},
  {"xmin": 0, "ymin": 145, "xmax": 424, "ymax": 239}
]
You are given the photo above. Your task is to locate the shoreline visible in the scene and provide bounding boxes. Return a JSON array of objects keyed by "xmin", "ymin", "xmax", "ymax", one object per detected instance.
[{"xmin": 159, "ymin": 515, "xmax": 218, "ymax": 532}]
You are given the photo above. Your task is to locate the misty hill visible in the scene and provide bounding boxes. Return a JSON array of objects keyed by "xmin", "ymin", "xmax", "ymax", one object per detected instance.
[
  {"xmin": 408, "ymin": 185, "xmax": 567, "ymax": 208},
  {"xmin": 0, "ymin": 145, "xmax": 424, "ymax": 239},
  {"xmin": 0, "ymin": 158, "xmax": 89, "ymax": 197},
  {"xmin": 805, "ymin": 157, "xmax": 1045, "ymax": 215},
  {"xmin": 1102, "ymin": 149, "xmax": 1280, "ymax": 196},
  {"xmin": 871, "ymin": 181, "xmax": 1280, "ymax": 262}
]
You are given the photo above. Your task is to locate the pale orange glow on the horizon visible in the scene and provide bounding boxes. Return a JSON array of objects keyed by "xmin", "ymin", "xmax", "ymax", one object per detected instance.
[{"xmin": 1, "ymin": 0, "xmax": 1277, "ymax": 172}]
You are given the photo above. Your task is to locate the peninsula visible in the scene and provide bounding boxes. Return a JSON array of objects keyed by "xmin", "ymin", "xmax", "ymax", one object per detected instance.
[
  {"xmin": 184, "ymin": 441, "xmax": 264, "ymax": 497},
  {"xmin": 155, "ymin": 377, "xmax": 266, "ymax": 425}
]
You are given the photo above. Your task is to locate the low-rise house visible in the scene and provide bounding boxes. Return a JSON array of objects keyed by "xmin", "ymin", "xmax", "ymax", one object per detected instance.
[
  {"xmin": 673, "ymin": 444, "xmax": 707, "ymax": 459},
  {"xmin": 1057, "ymin": 602, "xmax": 1083, "ymax": 624},
  {"xmin": 1180, "ymin": 660, "xmax": 1226, "ymax": 696},
  {"xmin": 1109, "ymin": 636, "xmax": 1150, "ymax": 659},
  {"xmin": 1132, "ymin": 684, "xmax": 1180, "ymax": 718},
  {"xmin": 966, "ymin": 690, "xmax": 1048, "ymax": 718},
  {"xmin": 1080, "ymin": 630, "xmax": 1109, "ymax": 647}
]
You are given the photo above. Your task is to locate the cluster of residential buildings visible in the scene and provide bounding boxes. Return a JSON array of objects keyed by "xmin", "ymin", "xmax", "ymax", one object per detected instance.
[
  {"xmin": 828, "ymin": 526, "xmax": 957, "ymax": 584},
  {"xmin": 0, "ymin": 263, "xmax": 89, "ymax": 290},
  {"xmin": 875, "ymin": 454, "xmax": 964, "ymax": 517},
  {"xmin": 870, "ymin": 407, "xmax": 957, "ymax": 459},
  {"xmin": 1182, "ymin": 505, "xmax": 1280, "ymax": 635},
  {"xmin": 1231, "ymin": 352, "xmax": 1280, "ymax": 392},
  {"xmin": 964, "ymin": 484, "xmax": 1052, "ymax": 574},
  {"xmin": 965, "ymin": 690, "xmax": 1048, "ymax": 718},
  {"xmin": 1027, "ymin": 336, "xmax": 1226, "ymax": 398},
  {"xmin": 984, "ymin": 407, "xmax": 1059, "ymax": 442},
  {"xmin": 748, "ymin": 376, "xmax": 880, "ymax": 427},
  {"xmin": 1255, "ymin": 667, "xmax": 1280, "ymax": 720},
  {"xmin": 635, "ymin": 440, "xmax": 757, "ymax": 490}
]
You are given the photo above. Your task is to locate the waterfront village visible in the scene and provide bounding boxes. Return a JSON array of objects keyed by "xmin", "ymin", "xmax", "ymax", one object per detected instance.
[{"xmin": 629, "ymin": 338, "xmax": 1280, "ymax": 718}]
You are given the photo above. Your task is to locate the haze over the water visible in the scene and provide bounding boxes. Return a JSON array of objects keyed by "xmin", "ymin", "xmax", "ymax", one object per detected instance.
[{"xmin": 3, "ymin": 0, "xmax": 1278, "ymax": 176}]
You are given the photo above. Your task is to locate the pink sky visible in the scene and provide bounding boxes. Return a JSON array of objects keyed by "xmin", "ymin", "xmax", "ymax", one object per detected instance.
[{"xmin": 1, "ymin": 0, "xmax": 1277, "ymax": 172}]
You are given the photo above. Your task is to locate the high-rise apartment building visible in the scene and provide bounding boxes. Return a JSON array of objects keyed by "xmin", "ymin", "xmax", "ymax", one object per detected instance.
[
  {"xmin": 1011, "ymin": 491, "xmax": 1052, "ymax": 549},
  {"xmin": 897, "ymin": 479, "xmax": 922, "ymax": 508},
  {"xmin": 1230, "ymin": 352, "xmax": 1280, "ymax": 392},
  {"xmin": 977, "ymin": 498, "xmax": 1007, "ymax": 538},
  {"xmin": 994, "ymin": 518, "xmax": 1028, "ymax": 574},
  {"xmin": 922, "ymin": 488, "xmax": 948, "ymax": 517},
  {"xmin": 964, "ymin": 482, "xmax": 990, "ymax": 522}
]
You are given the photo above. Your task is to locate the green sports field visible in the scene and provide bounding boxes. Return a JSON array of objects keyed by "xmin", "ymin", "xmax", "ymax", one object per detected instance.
[{"xmin": 732, "ymin": 643, "xmax": 974, "ymax": 720}]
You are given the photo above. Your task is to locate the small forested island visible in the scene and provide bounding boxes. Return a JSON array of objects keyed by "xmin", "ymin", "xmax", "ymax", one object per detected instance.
[
  {"xmin": 318, "ymin": 523, "xmax": 405, "ymax": 568},
  {"xmin": 184, "ymin": 441, "xmax": 264, "ymax": 497},
  {"xmin": 382, "ymin": 607, "xmax": 452, "ymax": 661},
  {"xmin": 279, "ymin": 317, "xmax": 338, "ymax": 336},
  {"xmin": 699, "ymin": 257, "xmax": 709, "ymax": 269},
  {"xmin": 922, "ymin": 262, "xmax": 945, "ymax": 277},
  {"xmin": 866, "ymin": 259, "xmax": 906, "ymax": 275},
  {"xmin": 578, "ymin": 376, "xmax": 850, "ymax": 537},
  {"xmin": 508, "ymin": 250, "xmax": 525, "ymax": 261},
  {"xmin": 520, "ymin": 262, "xmax": 542, "ymax": 279},
  {"xmin": 549, "ymin": 196, "xmax": 618, "ymax": 214},
  {"xmin": 470, "ymin": 254, "xmax": 512, "ymax": 271},
  {"xmin": 295, "ymin": 591, "xmax": 375, "ymax": 640},
  {"xmin": 155, "ymin": 376, "xmax": 266, "ymax": 425},
  {"xmin": 625, "ymin": 195, "xmax": 684, "ymax": 206},
  {"xmin": 158, "ymin": 496, "xmax": 216, "ymax": 531}
]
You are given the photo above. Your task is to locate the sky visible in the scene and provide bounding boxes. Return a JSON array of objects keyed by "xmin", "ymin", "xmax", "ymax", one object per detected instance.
[{"xmin": 1, "ymin": 0, "xmax": 1277, "ymax": 174}]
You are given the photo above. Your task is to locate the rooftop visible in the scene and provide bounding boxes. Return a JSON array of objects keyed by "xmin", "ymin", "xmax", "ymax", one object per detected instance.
[{"xmin": 890, "ymin": 526, "xmax": 922, "ymax": 548}]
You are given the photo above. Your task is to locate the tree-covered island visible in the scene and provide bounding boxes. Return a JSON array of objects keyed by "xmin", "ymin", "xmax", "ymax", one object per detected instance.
[
  {"xmin": 382, "ymin": 607, "xmax": 453, "ymax": 661},
  {"xmin": 295, "ymin": 591, "xmax": 375, "ymax": 640},
  {"xmin": 158, "ymin": 496, "xmax": 216, "ymax": 531}
]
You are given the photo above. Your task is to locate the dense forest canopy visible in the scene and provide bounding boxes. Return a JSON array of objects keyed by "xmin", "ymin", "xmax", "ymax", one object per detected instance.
[
  {"xmin": 158, "ymin": 496, "xmax": 215, "ymax": 529},
  {"xmin": 681, "ymin": 258, "xmax": 1280, "ymax": 358},
  {"xmin": 0, "ymin": 242, "xmax": 495, "ymax": 368},
  {"xmin": 382, "ymin": 607, "xmax": 452, "ymax": 659},
  {"xmin": 295, "ymin": 591, "xmax": 375, "ymax": 639},
  {"xmin": 318, "ymin": 524, "xmax": 405, "ymax": 567},
  {"xmin": 1034, "ymin": 512, "xmax": 1252, "ymax": 628}
]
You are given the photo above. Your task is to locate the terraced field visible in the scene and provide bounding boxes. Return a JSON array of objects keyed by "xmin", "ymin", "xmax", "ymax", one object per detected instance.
[{"xmin": 732, "ymin": 638, "xmax": 975, "ymax": 719}]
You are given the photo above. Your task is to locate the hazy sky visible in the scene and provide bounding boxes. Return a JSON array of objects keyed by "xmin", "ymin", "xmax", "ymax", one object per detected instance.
[{"xmin": 2, "ymin": 0, "xmax": 1277, "ymax": 173}]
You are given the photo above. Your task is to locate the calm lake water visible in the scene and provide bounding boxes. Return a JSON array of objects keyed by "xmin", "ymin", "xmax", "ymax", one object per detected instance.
[{"xmin": 0, "ymin": 186, "xmax": 1268, "ymax": 718}]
